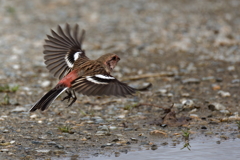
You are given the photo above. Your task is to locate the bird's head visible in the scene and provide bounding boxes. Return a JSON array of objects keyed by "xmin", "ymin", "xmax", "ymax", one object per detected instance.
[{"xmin": 97, "ymin": 53, "xmax": 120, "ymax": 73}]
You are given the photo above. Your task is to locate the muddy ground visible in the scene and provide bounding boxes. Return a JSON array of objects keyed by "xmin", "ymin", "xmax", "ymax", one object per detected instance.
[{"xmin": 0, "ymin": 0, "xmax": 240, "ymax": 159}]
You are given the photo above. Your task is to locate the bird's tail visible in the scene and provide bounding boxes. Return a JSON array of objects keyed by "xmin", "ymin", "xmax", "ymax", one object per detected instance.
[{"xmin": 29, "ymin": 86, "xmax": 68, "ymax": 112}]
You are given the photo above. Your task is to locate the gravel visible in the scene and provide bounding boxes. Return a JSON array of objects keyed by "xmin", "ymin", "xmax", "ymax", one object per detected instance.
[{"xmin": 0, "ymin": 0, "xmax": 240, "ymax": 159}]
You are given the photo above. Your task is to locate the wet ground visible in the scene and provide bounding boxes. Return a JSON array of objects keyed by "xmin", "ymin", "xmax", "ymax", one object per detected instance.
[{"xmin": 0, "ymin": 0, "xmax": 240, "ymax": 159}]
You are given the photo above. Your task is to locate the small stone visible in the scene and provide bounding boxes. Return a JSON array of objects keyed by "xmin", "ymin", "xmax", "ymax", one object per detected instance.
[
  {"xmin": 100, "ymin": 125, "xmax": 109, "ymax": 131},
  {"xmin": 109, "ymin": 126, "xmax": 117, "ymax": 130},
  {"xmin": 202, "ymin": 76, "xmax": 215, "ymax": 81},
  {"xmin": 130, "ymin": 138, "xmax": 138, "ymax": 141},
  {"xmin": 212, "ymin": 84, "xmax": 221, "ymax": 90},
  {"xmin": 190, "ymin": 114, "xmax": 199, "ymax": 119},
  {"xmin": 55, "ymin": 144, "xmax": 64, "ymax": 149},
  {"xmin": 150, "ymin": 130, "xmax": 167, "ymax": 136},
  {"xmin": 124, "ymin": 128, "xmax": 133, "ymax": 131},
  {"xmin": 151, "ymin": 144, "xmax": 158, "ymax": 150},
  {"xmin": 208, "ymin": 103, "xmax": 226, "ymax": 111},
  {"xmin": 11, "ymin": 107, "xmax": 27, "ymax": 112},
  {"xmin": 36, "ymin": 149, "xmax": 51, "ymax": 153},
  {"xmin": 2, "ymin": 129, "xmax": 9, "ymax": 133},
  {"xmin": 220, "ymin": 110, "xmax": 230, "ymax": 114},
  {"xmin": 201, "ymin": 126, "xmax": 207, "ymax": 130},
  {"xmin": 106, "ymin": 143, "xmax": 113, "ymax": 146},
  {"xmin": 181, "ymin": 93, "xmax": 190, "ymax": 97},
  {"xmin": 220, "ymin": 135, "xmax": 229, "ymax": 140},
  {"xmin": 32, "ymin": 141, "xmax": 43, "ymax": 145},
  {"xmin": 156, "ymin": 89, "xmax": 167, "ymax": 95},
  {"xmin": 30, "ymin": 114, "xmax": 37, "ymax": 119},
  {"xmin": 115, "ymin": 152, "xmax": 120, "ymax": 157},
  {"xmin": 81, "ymin": 137, "xmax": 87, "ymax": 141},
  {"xmin": 232, "ymin": 79, "xmax": 240, "ymax": 83},
  {"xmin": 181, "ymin": 99, "xmax": 194, "ymax": 109},
  {"xmin": 218, "ymin": 90, "xmax": 231, "ymax": 97},
  {"xmin": 0, "ymin": 149, "xmax": 9, "ymax": 152},
  {"xmin": 0, "ymin": 142, "xmax": 11, "ymax": 146},
  {"xmin": 41, "ymin": 80, "xmax": 51, "ymax": 88},
  {"xmin": 47, "ymin": 141, "xmax": 57, "ymax": 145},
  {"xmin": 189, "ymin": 108, "xmax": 197, "ymax": 113},
  {"xmin": 182, "ymin": 78, "xmax": 200, "ymax": 84},
  {"xmin": 227, "ymin": 66, "xmax": 235, "ymax": 71},
  {"xmin": 95, "ymin": 131, "xmax": 109, "ymax": 136}
]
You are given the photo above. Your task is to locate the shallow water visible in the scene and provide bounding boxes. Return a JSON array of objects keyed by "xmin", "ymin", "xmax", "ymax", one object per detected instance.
[{"xmin": 88, "ymin": 138, "xmax": 240, "ymax": 160}]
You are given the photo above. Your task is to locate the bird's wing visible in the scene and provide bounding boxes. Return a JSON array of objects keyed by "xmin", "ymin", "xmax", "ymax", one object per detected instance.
[
  {"xmin": 44, "ymin": 23, "xmax": 89, "ymax": 79},
  {"xmin": 71, "ymin": 74, "xmax": 136, "ymax": 97}
]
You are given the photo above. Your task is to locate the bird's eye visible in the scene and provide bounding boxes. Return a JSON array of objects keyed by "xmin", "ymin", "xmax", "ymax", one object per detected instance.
[{"xmin": 112, "ymin": 56, "xmax": 116, "ymax": 60}]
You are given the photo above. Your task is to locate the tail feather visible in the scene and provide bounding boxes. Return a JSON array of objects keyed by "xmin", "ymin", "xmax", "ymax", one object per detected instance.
[{"xmin": 29, "ymin": 87, "xmax": 67, "ymax": 112}]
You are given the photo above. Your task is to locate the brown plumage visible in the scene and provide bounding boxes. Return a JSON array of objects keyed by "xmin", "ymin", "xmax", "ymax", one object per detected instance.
[{"xmin": 29, "ymin": 24, "xmax": 136, "ymax": 112}]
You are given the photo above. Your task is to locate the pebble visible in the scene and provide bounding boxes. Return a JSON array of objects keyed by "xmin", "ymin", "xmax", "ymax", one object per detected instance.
[
  {"xmin": 47, "ymin": 141, "xmax": 57, "ymax": 145},
  {"xmin": 30, "ymin": 114, "xmax": 37, "ymax": 119},
  {"xmin": 95, "ymin": 131, "xmax": 109, "ymax": 136},
  {"xmin": 124, "ymin": 128, "xmax": 133, "ymax": 131},
  {"xmin": 189, "ymin": 108, "xmax": 197, "ymax": 113},
  {"xmin": 32, "ymin": 141, "xmax": 43, "ymax": 145},
  {"xmin": 130, "ymin": 138, "xmax": 138, "ymax": 141},
  {"xmin": 220, "ymin": 110, "xmax": 230, "ymax": 114},
  {"xmin": 0, "ymin": 149, "xmax": 9, "ymax": 152},
  {"xmin": 151, "ymin": 144, "xmax": 158, "ymax": 150},
  {"xmin": 36, "ymin": 149, "xmax": 51, "ymax": 153},
  {"xmin": 2, "ymin": 129, "xmax": 9, "ymax": 133},
  {"xmin": 41, "ymin": 80, "xmax": 51, "ymax": 88},
  {"xmin": 99, "ymin": 125, "xmax": 109, "ymax": 131},
  {"xmin": 109, "ymin": 126, "xmax": 117, "ymax": 130},
  {"xmin": 181, "ymin": 99, "xmax": 194, "ymax": 109},
  {"xmin": 218, "ymin": 90, "xmax": 231, "ymax": 97},
  {"xmin": 208, "ymin": 103, "xmax": 226, "ymax": 111},
  {"xmin": 201, "ymin": 126, "xmax": 207, "ymax": 130},
  {"xmin": 202, "ymin": 76, "xmax": 215, "ymax": 81},
  {"xmin": 55, "ymin": 144, "xmax": 64, "ymax": 149},
  {"xmin": 190, "ymin": 114, "xmax": 199, "ymax": 119},
  {"xmin": 182, "ymin": 78, "xmax": 200, "ymax": 84},
  {"xmin": 11, "ymin": 107, "xmax": 27, "ymax": 112},
  {"xmin": 232, "ymin": 79, "xmax": 240, "ymax": 83},
  {"xmin": 212, "ymin": 84, "xmax": 221, "ymax": 90}
]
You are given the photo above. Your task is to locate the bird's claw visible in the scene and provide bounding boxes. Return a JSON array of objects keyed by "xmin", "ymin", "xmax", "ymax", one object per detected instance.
[{"xmin": 62, "ymin": 90, "xmax": 77, "ymax": 107}]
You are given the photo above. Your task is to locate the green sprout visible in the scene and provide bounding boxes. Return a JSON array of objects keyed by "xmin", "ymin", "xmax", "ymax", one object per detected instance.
[
  {"xmin": 182, "ymin": 129, "xmax": 190, "ymax": 140},
  {"xmin": 0, "ymin": 84, "xmax": 19, "ymax": 92},
  {"xmin": 181, "ymin": 129, "xmax": 191, "ymax": 150},
  {"xmin": 181, "ymin": 142, "xmax": 191, "ymax": 151},
  {"xmin": 123, "ymin": 103, "xmax": 138, "ymax": 110},
  {"xmin": 1, "ymin": 94, "xmax": 10, "ymax": 105},
  {"xmin": 58, "ymin": 126, "xmax": 73, "ymax": 134}
]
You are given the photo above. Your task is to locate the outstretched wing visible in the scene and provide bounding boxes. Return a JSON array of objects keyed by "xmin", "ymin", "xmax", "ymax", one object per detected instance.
[
  {"xmin": 71, "ymin": 74, "xmax": 136, "ymax": 96},
  {"xmin": 44, "ymin": 23, "xmax": 89, "ymax": 79}
]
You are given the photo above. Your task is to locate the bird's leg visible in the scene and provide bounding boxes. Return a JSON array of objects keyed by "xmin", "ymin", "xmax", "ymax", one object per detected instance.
[
  {"xmin": 62, "ymin": 90, "xmax": 73, "ymax": 102},
  {"xmin": 68, "ymin": 90, "xmax": 77, "ymax": 107}
]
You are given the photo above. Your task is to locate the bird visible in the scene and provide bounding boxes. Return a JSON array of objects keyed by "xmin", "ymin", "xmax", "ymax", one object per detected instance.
[{"xmin": 29, "ymin": 23, "xmax": 138, "ymax": 112}]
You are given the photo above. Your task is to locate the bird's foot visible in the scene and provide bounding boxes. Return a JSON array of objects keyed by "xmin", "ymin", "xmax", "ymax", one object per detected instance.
[
  {"xmin": 62, "ymin": 90, "xmax": 77, "ymax": 107},
  {"xmin": 68, "ymin": 97, "xmax": 77, "ymax": 107},
  {"xmin": 62, "ymin": 90, "xmax": 72, "ymax": 102}
]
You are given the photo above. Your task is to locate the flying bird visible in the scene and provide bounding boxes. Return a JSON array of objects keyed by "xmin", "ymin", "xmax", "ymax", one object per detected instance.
[{"xmin": 29, "ymin": 24, "xmax": 138, "ymax": 112}]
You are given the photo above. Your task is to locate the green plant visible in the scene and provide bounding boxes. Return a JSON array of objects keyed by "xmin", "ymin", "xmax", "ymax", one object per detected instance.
[
  {"xmin": 123, "ymin": 103, "xmax": 138, "ymax": 110},
  {"xmin": 0, "ymin": 84, "xmax": 19, "ymax": 92},
  {"xmin": 0, "ymin": 94, "xmax": 10, "ymax": 105},
  {"xmin": 58, "ymin": 126, "xmax": 73, "ymax": 133},
  {"xmin": 182, "ymin": 129, "xmax": 190, "ymax": 140},
  {"xmin": 181, "ymin": 142, "xmax": 191, "ymax": 151}
]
